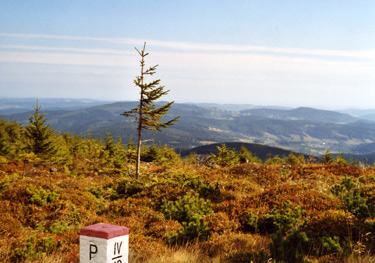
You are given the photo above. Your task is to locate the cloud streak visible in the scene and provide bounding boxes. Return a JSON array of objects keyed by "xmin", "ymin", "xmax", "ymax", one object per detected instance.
[
  {"xmin": 0, "ymin": 44, "xmax": 133, "ymax": 56},
  {"xmin": 1, "ymin": 32, "xmax": 374, "ymax": 60},
  {"xmin": 0, "ymin": 32, "xmax": 374, "ymax": 108},
  {"xmin": 1, "ymin": 33, "xmax": 373, "ymax": 77}
]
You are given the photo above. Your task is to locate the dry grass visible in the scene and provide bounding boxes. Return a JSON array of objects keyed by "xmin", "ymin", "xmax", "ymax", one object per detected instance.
[
  {"xmin": 345, "ymin": 254, "xmax": 375, "ymax": 263},
  {"xmin": 131, "ymin": 246, "xmax": 220, "ymax": 263},
  {"xmin": 201, "ymin": 232, "xmax": 270, "ymax": 258},
  {"xmin": 23, "ymin": 253, "xmax": 67, "ymax": 263},
  {"xmin": 143, "ymin": 248, "xmax": 204, "ymax": 263}
]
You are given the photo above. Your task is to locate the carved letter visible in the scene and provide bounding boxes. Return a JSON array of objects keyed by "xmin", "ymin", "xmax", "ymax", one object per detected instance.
[{"xmin": 89, "ymin": 244, "xmax": 97, "ymax": 260}]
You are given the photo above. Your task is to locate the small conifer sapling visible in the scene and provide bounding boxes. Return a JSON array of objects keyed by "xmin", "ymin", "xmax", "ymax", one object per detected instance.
[
  {"xmin": 25, "ymin": 101, "xmax": 56, "ymax": 158},
  {"xmin": 121, "ymin": 42, "xmax": 179, "ymax": 178}
]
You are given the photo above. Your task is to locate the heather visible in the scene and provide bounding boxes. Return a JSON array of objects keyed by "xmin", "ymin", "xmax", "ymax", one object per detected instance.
[{"xmin": 1, "ymin": 117, "xmax": 375, "ymax": 262}]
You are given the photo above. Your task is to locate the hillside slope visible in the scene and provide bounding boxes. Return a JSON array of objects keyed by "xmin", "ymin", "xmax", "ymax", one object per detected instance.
[
  {"xmin": 240, "ymin": 107, "xmax": 358, "ymax": 123},
  {"xmin": 2, "ymin": 101, "xmax": 375, "ymax": 155}
]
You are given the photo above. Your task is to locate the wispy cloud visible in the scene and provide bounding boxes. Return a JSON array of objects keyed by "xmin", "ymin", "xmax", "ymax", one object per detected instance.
[
  {"xmin": 0, "ymin": 44, "xmax": 133, "ymax": 56},
  {"xmin": 0, "ymin": 51, "xmax": 134, "ymax": 67},
  {"xmin": 1, "ymin": 32, "xmax": 374, "ymax": 61},
  {"xmin": 1, "ymin": 32, "xmax": 374, "ymax": 79},
  {"xmin": 0, "ymin": 32, "xmax": 374, "ymax": 107}
]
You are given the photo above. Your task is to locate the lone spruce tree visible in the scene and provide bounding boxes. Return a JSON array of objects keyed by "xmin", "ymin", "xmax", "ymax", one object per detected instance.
[{"xmin": 121, "ymin": 42, "xmax": 179, "ymax": 178}]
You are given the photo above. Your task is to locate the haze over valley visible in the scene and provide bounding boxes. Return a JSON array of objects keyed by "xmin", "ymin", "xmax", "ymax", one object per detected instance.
[{"xmin": 2, "ymin": 98, "xmax": 375, "ymax": 162}]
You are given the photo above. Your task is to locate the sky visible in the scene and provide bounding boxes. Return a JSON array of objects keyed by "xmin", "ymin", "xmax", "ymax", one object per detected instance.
[{"xmin": 0, "ymin": 0, "xmax": 374, "ymax": 109}]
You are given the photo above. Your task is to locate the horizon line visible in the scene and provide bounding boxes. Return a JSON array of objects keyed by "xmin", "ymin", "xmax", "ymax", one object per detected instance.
[{"xmin": 1, "ymin": 96, "xmax": 374, "ymax": 111}]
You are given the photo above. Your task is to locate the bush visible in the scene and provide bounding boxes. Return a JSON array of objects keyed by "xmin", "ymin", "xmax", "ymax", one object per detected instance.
[
  {"xmin": 87, "ymin": 186, "xmax": 103, "ymax": 198},
  {"xmin": 164, "ymin": 217, "xmax": 211, "ymax": 245},
  {"xmin": 344, "ymin": 190, "xmax": 374, "ymax": 219},
  {"xmin": 321, "ymin": 150, "xmax": 334, "ymax": 164},
  {"xmin": 141, "ymin": 143, "xmax": 159, "ymax": 162},
  {"xmin": 11, "ymin": 235, "xmax": 61, "ymax": 262},
  {"xmin": 48, "ymin": 220, "xmax": 69, "ymax": 235},
  {"xmin": 333, "ymin": 155, "xmax": 348, "ymax": 166},
  {"xmin": 162, "ymin": 192, "xmax": 213, "ymax": 244},
  {"xmin": 269, "ymin": 229, "xmax": 310, "ymax": 263},
  {"xmin": 240, "ymin": 210, "xmax": 259, "ymax": 233},
  {"xmin": 26, "ymin": 185, "xmax": 60, "ymax": 207},
  {"xmin": 320, "ymin": 235, "xmax": 343, "ymax": 255},
  {"xmin": 237, "ymin": 145, "xmax": 262, "ymax": 164},
  {"xmin": 184, "ymin": 175, "xmax": 221, "ymax": 200},
  {"xmin": 258, "ymin": 201, "xmax": 305, "ymax": 235},
  {"xmin": 211, "ymin": 144, "xmax": 237, "ymax": 167},
  {"xmin": 114, "ymin": 178, "xmax": 146, "ymax": 199},
  {"xmin": 141, "ymin": 143, "xmax": 180, "ymax": 164},
  {"xmin": 331, "ymin": 176, "xmax": 375, "ymax": 220},
  {"xmin": 0, "ymin": 176, "xmax": 10, "ymax": 192},
  {"xmin": 285, "ymin": 153, "xmax": 305, "ymax": 166}
]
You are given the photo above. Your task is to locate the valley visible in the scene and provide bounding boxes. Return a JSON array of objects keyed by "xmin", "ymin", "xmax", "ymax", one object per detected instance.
[{"xmin": 1, "ymin": 98, "xmax": 375, "ymax": 159}]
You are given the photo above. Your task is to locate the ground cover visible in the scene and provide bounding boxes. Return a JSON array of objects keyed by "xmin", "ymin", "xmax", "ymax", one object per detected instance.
[{"xmin": 1, "ymin": 159, "xmax": 375, "ymax": 262}]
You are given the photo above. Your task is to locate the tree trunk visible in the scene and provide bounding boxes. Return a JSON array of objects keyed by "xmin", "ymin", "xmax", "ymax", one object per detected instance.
[
  {"xmin": 135, "ymin": 127, "xmax": 142, "ymax": 179},
  {"xmin": 135, "ymin": 43, "xmax": 145, "ymax": 179}
]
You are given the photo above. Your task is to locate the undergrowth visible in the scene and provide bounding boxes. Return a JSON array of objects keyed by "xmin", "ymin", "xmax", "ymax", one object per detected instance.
[{"xmin": 2, "ymin": 115, "xmax": 375, "ymax": 262}]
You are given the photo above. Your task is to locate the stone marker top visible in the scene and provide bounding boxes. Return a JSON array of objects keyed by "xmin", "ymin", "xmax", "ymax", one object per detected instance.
[{"xmin": 80, "ymin": 223, "xmax": 129, "ymax": 240}]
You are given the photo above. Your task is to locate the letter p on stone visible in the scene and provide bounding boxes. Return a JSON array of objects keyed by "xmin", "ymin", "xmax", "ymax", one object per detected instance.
[{"xmin": 80, "ymin": 223, "xmax": 129, "ymax": 263}]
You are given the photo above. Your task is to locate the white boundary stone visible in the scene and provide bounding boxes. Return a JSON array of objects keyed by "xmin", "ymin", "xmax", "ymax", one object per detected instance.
[{"xmin": 80, "ymin": 223, "xmax": 129, "ymax": 263}]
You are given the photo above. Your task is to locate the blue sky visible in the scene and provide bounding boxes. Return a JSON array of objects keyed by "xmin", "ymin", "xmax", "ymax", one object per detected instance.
[{"xmin": 0, "ymin": 1, "xmax": 374, "ymax": 109}]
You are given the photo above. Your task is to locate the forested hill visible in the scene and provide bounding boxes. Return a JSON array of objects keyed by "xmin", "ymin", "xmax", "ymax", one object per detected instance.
[
  {"xmin": 2, "ymin": 99, "xmax": 375, "ymax": 156},
  {"xmin": 181, "ymin": 142, "xmax": 298, "ymax": 161},
  {"xmin": 182, "ymin": 142, "xmax": 375, "ymax": 164}
]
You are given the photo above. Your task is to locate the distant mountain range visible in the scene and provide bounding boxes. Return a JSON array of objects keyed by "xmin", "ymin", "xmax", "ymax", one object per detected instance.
[
  {"xmin": 1, "ymin": 98, "xmax": 375, "ymax": 159},
  {"xmin": 0, "ymin": 98, "xmax": 111, "ymax": 115}
]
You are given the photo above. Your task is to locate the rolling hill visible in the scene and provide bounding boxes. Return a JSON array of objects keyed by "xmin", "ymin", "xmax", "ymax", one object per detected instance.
[
  {"xmin": 240, "ymin": 107, "xmax": 358, "ymax": 123},
  {"xmin": 1, "ymin": 99, "xmax": 375, "ymax": 157}
]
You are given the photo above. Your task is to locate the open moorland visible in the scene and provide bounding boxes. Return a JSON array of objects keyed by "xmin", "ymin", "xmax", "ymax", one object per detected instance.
[{"xmin": 1, "ymin": 115, "xmax": 375, "ymax": 263}]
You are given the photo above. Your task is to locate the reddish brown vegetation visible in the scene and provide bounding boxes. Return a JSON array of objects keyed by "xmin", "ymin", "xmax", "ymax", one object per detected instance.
[{"xmin": 1, "ymin": 159, "xmax": 375, "ymax": 262}]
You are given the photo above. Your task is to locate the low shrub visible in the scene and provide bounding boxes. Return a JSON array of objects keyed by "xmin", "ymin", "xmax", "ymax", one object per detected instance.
[
  {"xmin": 162, "ymin": 192, "xmax": 213, "ymax": 244},
  {"xmin": 114, "ymin": 178, "xmax": 146, "ymax": 199},
  {"xmin": 331, "ymin": 176, "xmax": 375, "ymax": 220},
  {"xmin": 211, "ymin": 144, "xmax": 237, "ymax": 167},
  {"xmin": 11, "ymin": 235, "xmax": 61, "ymax": 262},
  {"xmin": 184, "ymin": 175, "xmax": 221, "ymax": 200},
  {"xmin": 240, "ymin": 210, "xmax": 259, "ymax": 233},
  {"xmin": 256, "ymin": 201, "xmax": 305, "ymax": 235},
  {"xmin": 0, "ymin": 176, "xmax": 10, "ymax": 192},
  {"xmin": 26, "ymin": 185, "xmax": 60, "ymax": 207},
  {"xmin": 269, "ymin": 229, "xmax": 310, "ymax": 263}
]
